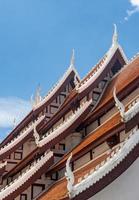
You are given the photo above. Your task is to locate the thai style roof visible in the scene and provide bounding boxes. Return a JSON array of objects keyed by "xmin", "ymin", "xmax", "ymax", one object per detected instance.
[
  {"xmin": 0, "ymin": 115, "xmax": 45, "ymax": 160},
  {"xmin": 0, "ymin": 151, "xmax": 54, "ymax": 200},
  {"xmin": 0, "ymin": 57, "xmax": 79, "ymax": 148},
  {"xmin": 85, "ymin": 54, "xmax": 139, "ymax": 124},
  {"xmin": 38, "ymin": 126, "xmax": 139, "ymax": 200},
  {"xmin": 45, "ymin": 55, "xmax": 139, "ymax": 174},
  {"xmin": 76, "ymin": 25, "xmax": 128, "ymax": 94},
  {"xmin": 35, "ymin": 99, "xmax": 92, "ymax": 149},
  {"xmin": 1, "ymin": 25, "xmax": 139, "ymax": 200}
]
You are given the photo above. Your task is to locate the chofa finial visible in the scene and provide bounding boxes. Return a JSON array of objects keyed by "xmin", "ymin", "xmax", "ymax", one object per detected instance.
[
  {"xmin": 112, "ymin": 24, "xmax": 118, "ymax": 46},
  {"xmin": 113, "ymin": 87, "xmax": 125, "ymax": 121},
  {"xmin": 31, "ymin": 84, "xmax": 42, "ymax": 108},
  {"xmin": 33, "ymin": 121, "xmax": 40, "ymax": 147},
  {"xmin": 65, "ymin": 153, "xmax": 74, "ymax": 198},
  {"xmin": 70, "ymin": 49, "xmax": 75, "ymax": 67}
]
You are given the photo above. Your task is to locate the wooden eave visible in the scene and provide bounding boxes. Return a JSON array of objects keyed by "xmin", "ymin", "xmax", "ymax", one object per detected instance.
[
  {"xmin": 38, "ymin": 151, "xmax": 109, "ymax": 200},
  {"xmin": 46, "ymin": 111, "xmax": 123, "ymax": 175},
  {"xmin": 78, "ymin": 48, "xmax": 126, "ymax": 99},
  {"xmin": 83, "ymin": 56, "xmax": 139, "ymax": 125},
  {"xmin": 39, "ymin": 48, "xmax": 127, "ymax": 135},
  {"xmin": 0, "ymin": 70, "xmax": 76, "ymax": 148},
  {"xmin": 4, "ymin": 101, "xmax": 92, "ymax": 178},
  {"xmin": 38, "ymin": 140, "xmax": 139, "ymax": 200},
  {"xmin": 39, "ymin": 103, "xmax": 92, "ymax": 153},
  {"xmin": 3, "ymin": 55, "xmax": 139, "ymax": 178},
  {"xmin": 46, "ymin": 73, "xmax": 139, "ymax": 175},
  {"xmin": 3, "ymin": 155, "xmax": 54, "ymax": 200},
  {"xmin": 79, "ymin": 55, "xmax": 107, "ymax": 86}
]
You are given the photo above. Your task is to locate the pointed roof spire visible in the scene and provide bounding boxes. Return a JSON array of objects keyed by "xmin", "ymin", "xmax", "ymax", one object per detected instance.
[
  {"xmin": 33, "ymin": 84, "xmax": 42, "ymax": 107},
  {"xmin": 13, "ymin": 117, "xmax": 16, "ymax": 129},
  {"xmin": 112, "ymin": 24, "xmax": 118, "ymax": 46},
  {"xmin": 70, "ymin": 49, "xmax": 75, "ymax": 67}
]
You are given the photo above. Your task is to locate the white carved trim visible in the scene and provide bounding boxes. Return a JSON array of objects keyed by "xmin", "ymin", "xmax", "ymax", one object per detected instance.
[
  {"xmin": 69, "ymin": 126, "xmax": 139, "ymax": 198},
  {"xmin": 33, "ymin": 121, "xmax": 40, "ymax": 147},
  {"xmin": 33, "ymin": 61, "xmax": 80, "ymax": 110},
  {"xmin": 76, "ymin": 25, "xmax": 128, "ymax": 94},
  {"xmin": 112, "ymin": 24, "xmax": 118, "ymax": 47},
  {"xmin": 37, "ymin": 99, "xmax": 92, "ymax": 148},
  {"xmin": 65, "ymin": 153, "xmax": 75, "ymax": 198},
  {"xmin": 113, "ymin": 87, "xmax": 125, "ymax": 121},
  {"xmin": 0, "ymin": 151, "xmax": 53, "ymax": 200},
  {"xmin": 0, "ymin": 115, "xmax": 45, "ymax": 156},
  {"xmin": 113, "ymin": 88, "xmax": 139, "ymax": 122}
]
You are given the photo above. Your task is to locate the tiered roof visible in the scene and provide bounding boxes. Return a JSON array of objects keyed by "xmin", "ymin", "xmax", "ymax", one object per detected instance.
[
  {"xmin": 39, "ymin": 126, "xmax": 139, "ymax": 200},
  {"xmin": 0, "ymin": 25, "xmax": 139, "ymax": 200}
]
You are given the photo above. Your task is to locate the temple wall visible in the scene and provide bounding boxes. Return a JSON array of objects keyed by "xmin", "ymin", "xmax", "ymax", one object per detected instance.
[
  {"xmin": 74, "ymin": 152, "xmax": 90, "ymax": 170},
  {"xmin": 93, "ymin": 142, "xmax": 109, "ymax": 158},
  {"xmin": 22, "ymin": 140, "xmax": 36, "ymax": 158},
  {"xmin": 86, "ymin": 120, "xmax": 98, "ymax": 134},
  {"xmin": 100, "ymin": 107, "xmax": 117, "ymax": 124},
  {"xmin": 64, "ymin": 132, "xmax": 82, "ymax": 152},
  {"xmin": 122, "ymin": 87, "xmax": 139, "ymax": 105},
  {"xmin": 88, "ymin": 158, "xmax": 139, "ymax": 200}
]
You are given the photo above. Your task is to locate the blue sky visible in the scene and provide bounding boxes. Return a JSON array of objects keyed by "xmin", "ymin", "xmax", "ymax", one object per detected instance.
[{"xmin": 0, "ymin": 0, "xmax": 139, "ymax": 140}]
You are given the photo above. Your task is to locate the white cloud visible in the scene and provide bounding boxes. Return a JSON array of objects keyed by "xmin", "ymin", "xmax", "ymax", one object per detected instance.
[
  {"xmin": 125, "ymin": 0, "xmax": 139, "ymax": 21},
  {"xmin": 130, "ymin": 0, "xmax": 139, "ymax": 6},
  {"xmin": 0, "ymin": 97, "xmax": 31, "ymax": 129}
]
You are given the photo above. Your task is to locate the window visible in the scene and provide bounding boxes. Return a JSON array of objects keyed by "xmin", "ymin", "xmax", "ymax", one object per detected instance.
[
  {"xmin": 14, "ymin": 152, "xmax": 22, "ymax": 160},
  {"xmin": 20, "ymin": 194, "xmax": 27, "ymax": 200},
  {"xmin": 107, "ymin": 134, "xmax": 120, "ymax": 148},
  {"xmin": 51, "ymin": 172, "xmax": 58, "ymax": 180},
  {"xmin": 59, "ymin": 143, "xmax": 65, "ymax": 151},
  {"xmin": 7, "ymin": 176, "xmax": 13, "ymax": 185},
  {"xmin": 31, "ymin": 184, "xmax": 45, "ymax": 199}
]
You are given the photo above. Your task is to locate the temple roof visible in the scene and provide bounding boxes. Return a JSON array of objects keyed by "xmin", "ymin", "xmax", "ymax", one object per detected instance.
[
  {"xmin": 46, "ymin": 55, "xmax": 139, "ymax": 173},
  {"xmin": 39, "ymin": 126, "xmax": 139, "ymax": 200},
  {"xmin": 89, "ymin": 54, "xmax": 139, "ymax": 118},
  {"xmin": 0, "ymin": 62, "xmax": 78, "ymax": 148}
]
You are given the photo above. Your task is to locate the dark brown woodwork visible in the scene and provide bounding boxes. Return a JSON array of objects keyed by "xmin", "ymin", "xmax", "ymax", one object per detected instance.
[
  {"xmin": 2, "ymin": 156, "xmax": 54, "ymax": 200},
  {"xmin": 68, "ymin": 138, "xmax": 139, "ymax": 200}
]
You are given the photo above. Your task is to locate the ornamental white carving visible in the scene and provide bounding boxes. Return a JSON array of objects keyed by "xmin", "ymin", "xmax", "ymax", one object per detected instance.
[
  {"xmin": 0, "ymin": 114, "xmax": 45, "ymax": 156},
  {"xmin": 0, "ymin": 151, "xmax": 53, "ymax": 200},
  {"xmin": 76, "ymin": 25, "xmax": 128, "ymax": 93},
  {"xmin": 33, "ymin": 121, "xmax": 40, "ymax": 147},
  {"xmin": 65, "ymin": 153, "xmax": 74, "ymax": 198},
  {"xmin": 37, "ymin": 99, "xmax": 92, "ymax": 148},
  {"xmin": 33, "ymin": 51, "xmax": 80, "ymax": 110},
  {"xmin": 113, "ymin": 87, "xmax": 125, "ymax": 120},
  {"xmin": 112, "ymin": 24, "xmax": 118, "ymax": 47},
  {"xmin": 69, "ymin": 126, "xmax": 139, "ymax": 198},
  {"xmin": 113, "ymin": 88, "xmax": 139, "ymax": 122}
]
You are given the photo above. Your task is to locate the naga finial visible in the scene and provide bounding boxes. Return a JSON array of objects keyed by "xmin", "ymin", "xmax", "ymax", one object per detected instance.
[
  {"xmin": 112, "ymin": 24, "xmax": 118, "ymax": 47},
  {"xmin": 31, "ymin": 84, "xmax": 42, "ymax": 108},
  {"xmin": 70, "ymin": 49, "xmax": 75, "ymax": 68},
  {"xmin": 113, "ymin": 87, "xmax": 125, "ymax": 121},
  {"xmin": 65, "ymin": 153, "xmax": 74, "ymax": 198},
  {"xmin": 33, "ymin": 122, "xmax": 40, "ymax": 147}
]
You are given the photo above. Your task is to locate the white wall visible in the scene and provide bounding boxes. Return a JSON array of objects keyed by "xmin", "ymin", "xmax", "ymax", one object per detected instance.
[{"xmin": 88, "ymin": 158, "xmax": 139, "ymax": 200}]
